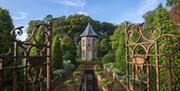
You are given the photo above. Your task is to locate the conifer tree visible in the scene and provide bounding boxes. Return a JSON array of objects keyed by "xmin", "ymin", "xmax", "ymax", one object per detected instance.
[{"xmin": 52, "ymin": 35, "xmax": 63, "ymax": 70}]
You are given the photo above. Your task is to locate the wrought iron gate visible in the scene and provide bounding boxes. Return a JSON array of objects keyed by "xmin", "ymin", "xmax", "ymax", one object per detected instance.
[
  {"xmin": 125, "ymin": 22, "xmax": 180, "ymax": 91},
  {"xmin": 0, "ymin": 21, "xmax": 53, "ymax": 91}
]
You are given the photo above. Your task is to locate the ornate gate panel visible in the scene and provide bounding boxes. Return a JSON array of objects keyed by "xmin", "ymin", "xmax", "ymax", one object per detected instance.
[
  {"xmin": 0, "ymin": 21, "xmax": 52, "ymax": 91},
  {"xmin": 125, "ymin": 22, "xmax": 180, "ymax": 91}
]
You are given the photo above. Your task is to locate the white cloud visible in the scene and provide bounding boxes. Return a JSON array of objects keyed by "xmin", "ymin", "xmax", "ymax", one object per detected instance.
[
  {"xmin": 16, "ymin": 24, "xmax": 28, "ymax": 41},
  {"xmin": 77, "ymin": 11, "xmax": 88, "ymax": 15},
  {"xmin": 17, "ymin": 28, "xmax": 28, "ymax": 41},
  {"xmin": 12, "ymin": 12, "xmax": 28, "ymax": 20},
  {"xmin": 138, "ymin": 0, "xmax": 159, "ymax": 15},
  {"xmin": 53, "ymin": 0, "xmax": 86, "ymax": 8}
]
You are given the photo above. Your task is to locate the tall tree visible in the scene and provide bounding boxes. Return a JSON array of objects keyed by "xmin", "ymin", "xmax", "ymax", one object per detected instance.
[
  {"xmin": 52, "ymin": 35, "xmax": 63, "ymax": 70},
  {"xmin": 111, "ymin": 24, "xmax": 126, "ymax": 70},
  {"xmin": 100, "ymin": 22, "xmax": 116, "ymax": 36},
  {"xmin": 61, "ymin": 34, "xmax": 76, "ymax": 64},
  {"xmin": 65, "ymin": 14, "xmax": 93, "ymax": 38},
  {"xmin": 97, "ymin": 38, "xmax": 111, "ymax": 58},
  {"xmin": 52, "ymin": 16, "xmax": 66, "ymax": 37},
  {"xmin": 43, "ymin": 14, "xmax": 53, "ymax": 22},
  {"xmin": 153, "ymin": 4, "xmax": 176, "ymax": 34},
  {"xmin": 27, "ymin": 20, "xmax": 41, "ymax": 35},
  {"xmin": 0, "ymin": 7, "xmax": 24, "ymax": 91},
  {"xmin": 152, "ymin": 4, "xmax": 178, "ymax": 90},
  {"xmin": 143, "ymin": 11, "xmax": 155, "ymax": 30},
  {"xmin": 0, "ymin": 7, "xmax": 14, "ymax": 54}
]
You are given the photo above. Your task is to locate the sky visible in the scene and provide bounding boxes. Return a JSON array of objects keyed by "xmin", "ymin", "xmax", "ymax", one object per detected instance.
[{"xmin": 0, "ymin": 0, "xmax": 166, "ymax": 40}]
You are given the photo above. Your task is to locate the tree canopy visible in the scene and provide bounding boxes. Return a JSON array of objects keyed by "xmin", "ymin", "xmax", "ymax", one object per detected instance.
[{"xmin": 0, "ymin": 7, "xmax": 14, "ymax": 54}]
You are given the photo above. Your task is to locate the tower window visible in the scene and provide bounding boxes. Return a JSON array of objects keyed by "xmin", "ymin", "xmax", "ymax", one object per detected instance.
[
  {"xmin": 93, "ymin": 39, "xmax": 96, "ymax": 47},
  {"xmin": 82, "ymin": 51, "xmax": 85, "ymax": 57},
  {"xmin": 82, "ymin": 39, "xmax": 85, "ymax": 47},
  {"xmin": 87, "ymin": 39, "xmax": 91, "ymax": 47}
]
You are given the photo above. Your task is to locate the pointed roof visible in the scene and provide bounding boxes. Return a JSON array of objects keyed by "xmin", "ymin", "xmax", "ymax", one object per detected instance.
[{"xmin": 80, "ymin": 22, "xmax": 99, "ymax": 37}]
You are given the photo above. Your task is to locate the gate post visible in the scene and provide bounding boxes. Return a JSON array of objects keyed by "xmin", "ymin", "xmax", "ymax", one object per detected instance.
[
  {"xmin": 155, "ymin": 42, "xmax": 160, "ymax": 91},
  {"xmin": 0, "ymin": 56, "xmax": 3, "ymax": 91},
  {"xmin": 47, "ymin": 21, "xmax": 53, "ymax": 91},
  {"xmin": 13, "ymin": 41, "xmax": 18, "ymax": 91},
  {"xmin": 124, "ymin": 22, "xmax": 129, "ymax": 90}
]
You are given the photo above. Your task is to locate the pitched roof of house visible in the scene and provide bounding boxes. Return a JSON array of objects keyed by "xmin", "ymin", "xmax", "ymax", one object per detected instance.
[{"xmin": 80, "ymin": 22, "xmax": 99, "ymax": 37}]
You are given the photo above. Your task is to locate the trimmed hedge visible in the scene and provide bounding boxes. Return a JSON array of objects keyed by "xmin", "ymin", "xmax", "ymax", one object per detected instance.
[{"xmin": 101, "ymin": 53, "xmax": 115, "ymax": 64}]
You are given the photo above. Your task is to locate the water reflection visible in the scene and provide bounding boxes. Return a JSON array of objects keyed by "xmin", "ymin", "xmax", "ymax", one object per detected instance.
[{"xmin": 80, "ymin": 70, "xmax": 99, "ymax": 91}]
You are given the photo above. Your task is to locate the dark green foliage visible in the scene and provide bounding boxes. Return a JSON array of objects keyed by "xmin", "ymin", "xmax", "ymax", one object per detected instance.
[
  {"xmin": 62, "ymin": 53, "xmax": 75, "ymax": 64},
  {"xmin": 142, "ymin": 3, "xmax": 179, "ymax": 90},
  {"xmin": 43, "ymin": 14, "xmax": 53, "ymax": 22},
  {"xmin": 0, "ymin": 7, "xmax": 14, "ymax": 54},
  {"xmin": 101, "ymin": 53, "xmax": 115, "ymax": 64},
  {"xmin": 110, "ymin": 23, "xmax": 126, "ymax": 70},
  {"xmin": 100, "ymin": 22, "xmax": 117, "ymax": 36},
  {"xmin": 61, "ymin": 34, "xmax": 76, "ymax": 63},
  {"xmin": 64, "ymin": 14, "xmax": 93, "ymax": 38},
  {"xmin": 0, "ymin": 7, "xmax": 24, "ymax": 91},
  {"xmin": 64, "ymin": 79, "xmax": 79, "ymax": 85},
  {"xmin": 143, "ymin": 11, "xmax": 155, "ymax": 31},
  {"xmin": 152, "ymin": 4, "xmax": 178, "ymax": 90},
  {"xmin": 29, "ymin": 27, "xmax": 45, "ymax": 56},
  {"xmin": 166, "ymin": 0, "xmax": 177, "ymax": 6},
  {"xmin": 28, "ymin": 14, "xmax": 116, "ymax": 40},
  {"xmin": 52, "ymin": 16, "xmax": 66, "ymax": 37},
  {"xmin": 110, "ymin": 22, "xmax": 126, "ymax": 49},
  {"xmin": 61, "ymin": 34, "xmax": 74, "ymax": 49},
  {"xmin": 27, "ymin": 20, "xmax": 41, "ymax": 34},
  {"xmin": 52, "ymin": 35, "xmax": 63, "ymax": 70},
  {"xmin": 27, "ymin": 14, "xmax": 116, "ymax": 62},
  {"xmin": 115, "ymin": 28, "xmax": 125, "ymax": 69},
  {"xmin": 153, "ymin": 4, "xmax": 176, "ymax": 34},
  {"xmin": 97, "ymin": 38, "xmax": 111, "ymax": 58},
  {"xmin": 0, "ymin": 7, "xmax": 16, "ymax": 91},
  {"xmin": 100, "ymin": 78, "xmax": 113, "ymax": 87},
  {"xmin": 76, "ymin": 42, "xmax": 81, "ymax": 59},
  {"xmin": 29, "ymin": 47, "xmax": 39, "ymax": 56}
]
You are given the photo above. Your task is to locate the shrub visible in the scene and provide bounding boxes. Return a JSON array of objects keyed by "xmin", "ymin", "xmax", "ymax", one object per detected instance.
[
  {"xmin": 100, "ymin": 78, "xmax": 113, "ymax": 87},
  {"xmin": 53, "ymin": 69, "xmax": 65, "ymax": 78},
  {"xmin": 73, "ymin": 71, "xmax": 81, "ymax": 77},
  {"xmin": 94, "ymin": 65, "xmax": 103, "ymax": 72},
  {"xmin": 101, "ymin": 53, "xmax": 115, "ymax": 64},
  {"xmin": 63, "ymin": 53, "xmax": 75, "ymax": 64},
  {"xmin": 63, "ymin": 60, "xmax": 75, "ymax": 71},
  {"xmin": 52, "ymin": 35, "xmax": 63, "ymax": 69},
  {"xmin": 104, "ymin": 63, "xmax": 114, "ymax": 69},
  {"xmin": 96, "ymin": 71, "xmax": 104, "ymax": 77},
  {"xmin": 77, "ymin": 64, "xmax": 84, "ymax": 71},
  {"xmin": 64, "ymin": 79, "xmax": 79, "ymax": 86},
  {"xmin": 79, "ymin": 64, "xmax": 84, "ymax": 68}
]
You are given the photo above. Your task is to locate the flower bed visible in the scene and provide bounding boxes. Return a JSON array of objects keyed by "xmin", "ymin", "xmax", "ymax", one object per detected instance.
[
  {"xmin": 52, "ymin": 60, "xmax": 75, "ymax": 89},
  {"xmin": 64, "ymin": 79, "xmax": 79, "ymax": 91},
  {"xmin": 103, "ymin": 63, "xmax": 126, "ymax": 88},
  {"xmin": 94, "ymin": 65, "xmax": 113, "ymax": 91},
  {"xmin": 64, "ymin": 64, "xmax": 84, "ymax": 91}
]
